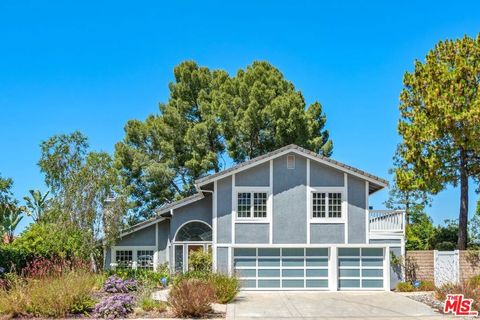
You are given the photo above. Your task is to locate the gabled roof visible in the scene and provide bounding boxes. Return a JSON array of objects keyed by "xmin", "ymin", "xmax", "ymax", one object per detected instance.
[{"xmin": 195, "ymin": 144, "xmax": 388, "ymax": 193}]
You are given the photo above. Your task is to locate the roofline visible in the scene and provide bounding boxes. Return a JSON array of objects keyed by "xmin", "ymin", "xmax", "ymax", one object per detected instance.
[
  {"xmin": 118, "ymin": 192, "xmax": 206, "ymax": 237},
  {"xmin": 119, "ymin": 216, "xmax": 168, "ymax": 238},
  {"xmin": 195, "ymin": 145, "xmax": 389, "ymax": 189}
]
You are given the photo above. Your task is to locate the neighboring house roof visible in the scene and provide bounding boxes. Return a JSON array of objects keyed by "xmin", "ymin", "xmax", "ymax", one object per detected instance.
[{"xmin": 195, "ymin": 144, "xmax": 388, "ymax": 193}]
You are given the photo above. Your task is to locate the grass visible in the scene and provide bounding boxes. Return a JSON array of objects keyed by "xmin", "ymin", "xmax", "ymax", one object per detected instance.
[
  {"xmin": 0, "ymin": 271, "xmax": 99, "ymax": 318},
  {"xmin": 140, "ymin": 297, "xmax": 168, "ymax": 313},
  {"xmin": 436, "ymin": 275, "xmax": 480, "ymax": 312}
]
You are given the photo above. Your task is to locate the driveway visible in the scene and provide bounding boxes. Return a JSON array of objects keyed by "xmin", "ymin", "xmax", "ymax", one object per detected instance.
[{"xmin": 228, "ymin": 291, "xmax": 449, "ymax": 319}]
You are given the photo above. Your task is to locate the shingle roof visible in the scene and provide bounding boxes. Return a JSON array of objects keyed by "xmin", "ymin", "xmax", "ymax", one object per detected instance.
[{"xmin": 195, "ymin": 144, "xmax": 389, "ymax": 188}]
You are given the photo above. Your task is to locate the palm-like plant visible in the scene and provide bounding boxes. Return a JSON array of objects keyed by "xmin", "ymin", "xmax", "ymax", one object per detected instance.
[
  {"xmin": 23, "ymin": 189, "xmax": 50, "ymax": 222},
  {"xmin": 0, "ymin": 203, "xmax": 24, "ymax": 243}
]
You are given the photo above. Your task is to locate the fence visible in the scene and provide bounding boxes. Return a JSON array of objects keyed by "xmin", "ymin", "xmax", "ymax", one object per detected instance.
[{"xmin": 406, "ymin": 250, "xmax": 480, "ymax": 287}]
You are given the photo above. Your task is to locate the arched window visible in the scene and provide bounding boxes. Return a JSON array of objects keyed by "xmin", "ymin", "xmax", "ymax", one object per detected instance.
[{"xmin": 175, "ymin": 221, "xmax": 212, "ymax": 242}]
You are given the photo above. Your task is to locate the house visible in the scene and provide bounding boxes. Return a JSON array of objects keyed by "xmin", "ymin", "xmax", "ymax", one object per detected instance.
[{"xmin": 104, "ymin": 144, "xmax": 405, "ymax": 291}]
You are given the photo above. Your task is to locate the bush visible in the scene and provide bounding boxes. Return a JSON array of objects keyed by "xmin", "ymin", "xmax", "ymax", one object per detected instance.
[
  {"xmin": 436, "ymin": 277, "xmax": 480, "ymax": 312},
  {"xmin": 396, "ymin": 281, "xmax": 415, "ymax": 292},
  {"xmin": 210, "ymin": 273, "xmax": 240, "ymax": 304},
  {"xmin": 103, "ymin": 275, "xmax": 137, "ymax": 293},
  {"xmin": 0, "ymin": 271, "xmax": 98, "ymax": 318},
  {"xmin": 94, "ymin": 294, "xmax": 135, "ymax": 319},
  {"xmin": 188, "ymin": 249, "xmax": 212, "ymax": 272},
  {"xmin": 168, "ymin": 279, "xmax": 215, "ymax": 317},
  {"xmin": 418, "ymin": 280, "xmax": 436, "ymax": 291},
  {"xmin": 22, "ymin": 256, "xmax": 89, "ymax": 279},
  {"xmin": 106, "ymin": 267, "xmax": 170, "ymax": 287},
  {"xmin": 172, "ymin": 270, "xmax": 211, "ymax": 286},
  {"xmin": 70, "ymin": 294, "xmax": 96, "ymax": 315},
  {"xmin": 0, "ymin": 245, "xmax": 31, "ymax": 273},
  {"xmin": 140, "ymin": 297, "xmax": 167, "ymax": 313},
  {"xmin": 12, "ymin": 222, "xmax": 89, "ymax": 261}
]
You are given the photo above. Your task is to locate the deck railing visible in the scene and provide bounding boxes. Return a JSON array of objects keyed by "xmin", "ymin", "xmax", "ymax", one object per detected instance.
[{"xmin": 368, "ymin": 210, "xmax": 405, "ymax": 233}]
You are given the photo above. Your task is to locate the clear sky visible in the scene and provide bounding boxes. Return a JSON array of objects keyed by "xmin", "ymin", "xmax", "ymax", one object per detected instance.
[{"xmin": 1, "ymin": 1, "xmax": 479, "ymax": 234}]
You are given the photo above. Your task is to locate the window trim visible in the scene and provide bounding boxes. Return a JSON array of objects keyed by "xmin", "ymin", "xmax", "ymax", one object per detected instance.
[
  {"xmin": 111, "ymin": 246, "xmax": 157, "ymax": 270},
  {"xmin": 310, "ymin": 187, "xmax": 346, "ymax": 223},
  {"xmin": 234, "ymin": 187, "xmax": 271, "ymax": 221}
]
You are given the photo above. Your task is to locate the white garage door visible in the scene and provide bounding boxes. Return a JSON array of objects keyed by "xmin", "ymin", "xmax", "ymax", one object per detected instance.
[
  {"xmin": 233, "ymin": 247, "xmax": 329, "ymax": 290},
  {"xmin": 337, "ymin": 248, "xmax": 385, "ymax": 290}
]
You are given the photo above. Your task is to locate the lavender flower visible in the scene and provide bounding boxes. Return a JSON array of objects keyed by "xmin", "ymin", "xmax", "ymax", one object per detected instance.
[
  {"xmin": 94, "ymin": 294, "xmax": 135, "ymax": 319},
  {"xmin": 103, "ymin": 275, "xmax": 137, "ymax": 293}
]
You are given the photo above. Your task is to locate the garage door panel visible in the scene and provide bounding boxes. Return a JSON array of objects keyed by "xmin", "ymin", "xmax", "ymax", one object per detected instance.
[
  {"xmin": 306, "ymin": 269, "xmax": 328, "ymax": 277},
  {"xmin": 338, "ymin": 248, "xmax": 385, "ymax": 290},
  {"xmin": 307, "ymin": 279, "xmax": 328, "ymax": 288},
  {"xmin": 306, "ymin": 258, "xmax": 328, "ymax": 266},
  {"xmin": 259, "ymin": 280, "xmax": 280, "ymax": 288},
  {"xmin": 235, "ymin": 258, "xmax": 256, "ymax": 267},
  {"xmin": 234, "ymin": 247, "xmax": 329, "ymax": 290},
  {"xmin": 282, "ymin": 258, "xmax": 304, "ymax": 267}
]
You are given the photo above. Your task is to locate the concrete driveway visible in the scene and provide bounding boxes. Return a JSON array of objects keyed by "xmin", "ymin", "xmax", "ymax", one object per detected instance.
[{"xmin": 228, "ymin": 291, "xmax": 449, "ymax": 319}]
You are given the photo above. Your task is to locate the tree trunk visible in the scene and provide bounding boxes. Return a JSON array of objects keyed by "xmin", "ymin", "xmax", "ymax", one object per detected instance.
[{"xmin": 457, "ymin": 153, "xmax": 469, "ymax": 250}]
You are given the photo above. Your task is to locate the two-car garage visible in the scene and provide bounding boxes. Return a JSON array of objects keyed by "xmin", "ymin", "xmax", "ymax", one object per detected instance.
[{"xmin": 233, "ymin": 246, "xmax": 387, "ymax": 290}]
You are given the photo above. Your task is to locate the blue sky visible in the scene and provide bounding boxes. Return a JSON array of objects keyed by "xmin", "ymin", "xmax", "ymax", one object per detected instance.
[{"xmin": 1, "ymin": 1, "xmax": 479, "ymax": 234}]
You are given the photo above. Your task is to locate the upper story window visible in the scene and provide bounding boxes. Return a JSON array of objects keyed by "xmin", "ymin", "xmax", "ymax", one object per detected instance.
[
  {"xmin": 237, "ymin": 191, "xmax": 268, "ymax": 219},
  {"xmin": 312, "ymin": 192, "xmax": 343, "ymax": 219}
]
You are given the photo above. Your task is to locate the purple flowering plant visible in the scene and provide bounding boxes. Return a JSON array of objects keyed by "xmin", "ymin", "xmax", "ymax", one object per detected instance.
[
  {"xmin": 103, "ymin": 275, "xmax": 137, "ymax": 293},
  {"xmin": 94, "ymin": 294, "xmax": 135, "ymax": 319}
]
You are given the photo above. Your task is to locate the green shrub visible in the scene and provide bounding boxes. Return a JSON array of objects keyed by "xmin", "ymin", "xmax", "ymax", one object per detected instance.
[
  {"xmin": 396, "ymin": 281, "xmax": 415, "ymax": 292},
  {"xmin": 0, "ymin": 245, "xmax": 31, "ymax": 273},
  {"xmin": 210, "ymin": 273, "xmax": 240, "ymax": 304},
  {"xmin": 418, "ymin": 280, "xmax": 435, "ymax": 291},
  {"xmin": 13, "ymin": 222, "xmax": 89, "ymax": 260},
  {"xmin": 70, "ymin": 294, "xmax": 96, "ymax": 315},
  {"xmin": 468, "ymin": 274, "xmax": 480, "ymax": 287},
  {"xmin": 173, "ymin": 270, "xmax": 211, "ymax": 286},
  {"xmin": 188, "ymin": 249, "xmax": 212, "ymax": 272},
  {"xmin": 168, "ymin": 278, "xmax": 215, "ymax": 318},
  {"xmin": 140, "ymin": 297, "xmax": 167, "ymax": 313},
  {"xmin": 106, "ymin": 267, "xmax": 170, "ymax": 287}
]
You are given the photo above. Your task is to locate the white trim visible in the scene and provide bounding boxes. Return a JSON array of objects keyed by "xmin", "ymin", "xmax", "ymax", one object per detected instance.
[
  {"xmin": 330, "ymin": 247, "xmax": 338, "ymax": 291},
  {"xmin": 154, "ymin": 223, "xmax": 159, "ymax": 271},
  {"xmin": 306, "ymin": 159, "xmax": 311, "ymax": 244},
  {"xmin": 269, "ymin": 159, "xmax": 273, "ymax": 244},
  {"xmin": 365, "ymin": 181, "xmax": 369, "ymax": 243},
  {"xmin": 157, "ymin": 193, "xmax": 205, "ymax": 216},
  {"xmin": 344, "ymin": 173, "xmax": 348, "ymax": 244},
  {"xmin": 111, "ymin": 246, "xmax": 157, "ymax": 270},
  {"xmin": 172, "ymin": 220, "xmax": 212, "ymax": 242},
  {"xmin": 384, "ymin": 246, "xmax": 391, "ymax": 291},
  {"xmin": 213, "ymin": 180, "xmax": 218, "ymax": 272},
  {"xmin": 231, "ymin": 174, "xmax": 236, "ymax": 244},
  {"xmin": 196, "ymin": 147, "xmax": 388, "ymax": 189},
  {"xmin": 233, "ymin": 187, "xmax": 271, "ymax": 222},
  {"xmin": 309, "ymin": 187, "xmax": 346, "ymax": 223},
  {"xmin": 119, "ymin": 217, "xmax": 167, "ymax": 238},
  {"xmin": 230, "ymin": 243, "xmax": 390, "ymax": 248}
]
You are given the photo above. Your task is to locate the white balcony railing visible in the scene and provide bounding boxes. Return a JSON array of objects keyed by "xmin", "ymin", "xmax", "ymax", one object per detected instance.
[{"xmin": 368, "ymin": 210, "xmax": 405, "ymax": 233}]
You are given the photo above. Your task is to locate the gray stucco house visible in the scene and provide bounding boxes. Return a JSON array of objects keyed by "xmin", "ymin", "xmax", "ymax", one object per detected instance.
[{"xmin": 105, "ymin": 144, "xmax": 405, "ymax": 291}]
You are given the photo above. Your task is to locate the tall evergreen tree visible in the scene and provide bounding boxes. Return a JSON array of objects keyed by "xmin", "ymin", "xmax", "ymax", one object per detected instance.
[
  {"xmin": 218, "ymin": 61, "xmax": 332, "ymax": 162},
  {"xmin": 395, "ymin": 34, "xmax": 480, "ymax": 249},
  {"xmin": 115, "ymin": 60, "xmax": 334, "ymax": 220}
]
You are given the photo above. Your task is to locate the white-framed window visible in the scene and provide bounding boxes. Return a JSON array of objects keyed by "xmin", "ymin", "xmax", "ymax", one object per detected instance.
[
  {"xmin": 311, "ymin": 190, "xmax": 345, "ymax": 221},
  {"xmin": 236, "ymin": 190, "xmax": 270, "ymax": 219},
  {"xmin": 115, "ymin": 250, "xmax": 133, "ymax": 268},
  {"xmin": 112, "ymin": 247, "xmax": 157, "ymax": 270}
]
